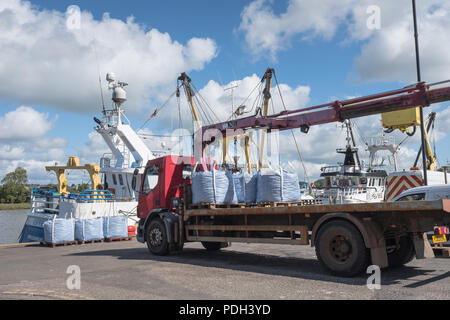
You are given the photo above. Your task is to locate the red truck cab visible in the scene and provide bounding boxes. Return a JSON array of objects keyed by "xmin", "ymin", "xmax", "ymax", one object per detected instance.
[
  {"xmin": 135, "ymin": 155, "xmax": 194, "ymax": 250},
  {"xmin": 137, "ymin": 155, "xmax": 194, "ymax": 218}
]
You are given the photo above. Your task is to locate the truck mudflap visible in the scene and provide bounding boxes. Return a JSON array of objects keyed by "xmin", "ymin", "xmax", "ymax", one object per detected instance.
[{"xmin": 413, "ymin": 232, "xmax": 435, "ymax": 259}]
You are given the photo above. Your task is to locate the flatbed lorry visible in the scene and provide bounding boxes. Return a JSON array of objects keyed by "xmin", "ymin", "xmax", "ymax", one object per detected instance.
[
  {"xmin": 134, "ymin": 75, "xmax": 450, "ymax": 276},
  {"xmin": 134, "ymin": 155, "xmax": 450, "ymax": 277}
]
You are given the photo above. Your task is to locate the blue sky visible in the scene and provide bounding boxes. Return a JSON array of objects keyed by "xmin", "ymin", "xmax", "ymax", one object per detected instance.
[{"xmin": 0, "ymin": 0, "xmax": 449, "ymax": 183}]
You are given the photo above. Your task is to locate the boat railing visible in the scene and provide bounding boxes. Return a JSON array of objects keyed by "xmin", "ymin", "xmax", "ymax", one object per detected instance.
[
  {"xmin": 321, "ymin": 165, "xmax": 362, "ymax": 174},
  {"xmin": 31, "ymin": 187, "xmax": 60, "ymax": 215},
  {"xmin": 322, "ymin": 186, "xmax": 380, "ymax": 197},
  {"xmin": 61, "ymin": 190, "xmax": 116, "ymax": 203},
  {"xmin": 341, "ymin": 187, "xmax": 366, "ymax": 196},
  {"xmin": 31, "ymin": 186, "xmax": 57, "ymax": 197},
  {"xmin": 341, "ymin": 186, "xmax": 385, "ymax": 198},
  {"xmin": 31, "ymin": 187, "xmax": 117, "ymax": 207}
]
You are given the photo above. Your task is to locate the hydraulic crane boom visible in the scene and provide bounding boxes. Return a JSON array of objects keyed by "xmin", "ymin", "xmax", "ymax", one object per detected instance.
[
  {"xmin": 198, "ymin": 82, "xmax": 450, "ymax": 149},
  {"xmin": 413, "ymin": 112, "xmax": 437, "ymax": 170}
]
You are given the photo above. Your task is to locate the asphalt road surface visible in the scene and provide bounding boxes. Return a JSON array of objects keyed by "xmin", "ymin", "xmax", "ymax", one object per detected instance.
[{"xmin": 0, "ymin": 240, "xmax": 449, "ymax": 300}]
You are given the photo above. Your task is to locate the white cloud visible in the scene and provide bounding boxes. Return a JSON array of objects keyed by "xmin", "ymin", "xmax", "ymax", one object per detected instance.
[
  {"xmin": 354, "ymin": 2, "xmax": 450, "ymax": 83},
  {"xmin": 239, "ymin": 0, "xmax": 355, "ymax": 59},
  {"xmin": 184, "ymin": 38, "xmax": 218, "ymax": 70},
  {"xmin": 32, "ymin": 137, "xmax": 68, "ymax": 150},
  {"xmin": 0, "ymin": 159, "xmax": 58, "ymax": 184},
  {"xmin": 0, "ymin": 105, "xmax": 66, "ymax": 182},
  {"xmin": 0, "ymin": 145, "xmax": 25, "ymax": 160},
  {"xmin": 0, "ymin": 106, "xmax": 54, "ymax": 141},
  {"xmin": 239, "ymin": 0, "xmax": 450, "ymax": 83},
  {"xmin": 0, "ymin": 0, "xmax": 218, "ymax": 113},
  {"xmin": 434, "ymin": 106, "xmax": 450, "ymax": 141},
  {"xmin": 79, "ymin": 131, "xmax": 109, "ymax": 164}
]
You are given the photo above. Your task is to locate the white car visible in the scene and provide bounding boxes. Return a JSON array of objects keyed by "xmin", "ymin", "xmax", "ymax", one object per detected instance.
[
  {"xmin": 392, "ymin": 184, "xmax": 450, "ymax": 246},
  {"xmin": 392, "ymin": 184, "xmax": 450, "ymax": 202}
]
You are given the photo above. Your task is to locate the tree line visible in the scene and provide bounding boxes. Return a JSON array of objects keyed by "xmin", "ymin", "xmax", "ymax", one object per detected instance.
[
  {"xmin": 0, "ymin": 167, "xmax": 30, "ymax": 203},
  {"xmin": 0, "ymin": 167, "xmax": 94, "ymax": 204}
]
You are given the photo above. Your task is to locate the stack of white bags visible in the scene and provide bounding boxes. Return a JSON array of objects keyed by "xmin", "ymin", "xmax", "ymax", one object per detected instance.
[{"xmin": 192, "ymin": 166, "xmax": 301, "ymax": 204}]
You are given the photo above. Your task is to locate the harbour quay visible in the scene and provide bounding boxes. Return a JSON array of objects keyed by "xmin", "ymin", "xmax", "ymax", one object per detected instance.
[{"xmin": 1, "ymin": 240, "xmax": 449, "ymax": 300}]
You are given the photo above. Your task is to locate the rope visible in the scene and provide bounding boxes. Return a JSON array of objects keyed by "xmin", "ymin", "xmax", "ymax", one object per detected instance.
[
  {"xmin": 137, "ymin": 87, "xmax": 180, "ymax": 132},
  {"xmin": 273, "ymin": 70, "xmax": 312, "ymax": 188},
  {"xmin": 227, "ymin": 81, "xmax": 264, "ymax": 120},
  {"xmin": 191, "ymin": 82, "xmax": 221, "ymax": 123}
]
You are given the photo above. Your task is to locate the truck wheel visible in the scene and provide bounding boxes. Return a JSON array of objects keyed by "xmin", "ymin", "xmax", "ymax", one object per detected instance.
[
  {"xmin": 315, "ymin": 220, "xmax": 370, "ymax": 277},
  {"xmin": 387, "ymin": 235, "xmax": 415, "ymax": 268},
  {"xmin": 146, "ymin": 218, "xmax": 169, "ymax": 255},
  {"xmin": 201, "ymin": 242, "xmax": 223, "ymax": 251}
]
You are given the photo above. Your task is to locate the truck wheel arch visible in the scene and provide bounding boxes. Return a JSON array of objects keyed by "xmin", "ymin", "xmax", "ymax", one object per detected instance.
[
  {"xmin": 142, "ymin": 209, "xmax": 175, "ymax": 243},
  {"xmin": 311, "ymin": 213, "xmax": 373, "ymax": 248},
  {"xmin": 311, "ymin": 213, "xmax": 389, "ymax": 268}
]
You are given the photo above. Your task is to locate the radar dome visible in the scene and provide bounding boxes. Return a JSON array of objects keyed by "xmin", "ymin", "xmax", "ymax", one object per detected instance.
[{"xmin": 113, "ymin": 87, "xmax": 127, "ymax": 104}]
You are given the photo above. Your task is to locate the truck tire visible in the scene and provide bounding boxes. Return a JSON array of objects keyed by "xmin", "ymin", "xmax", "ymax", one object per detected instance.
[
  {"xmin": 315, "ymin": 220, "xmax": 370, "ymax": 277},
  {"xmin": 146, "ymin": 218, "xmax": 169, "ymax": 256},
  {"xmin": 387, "ymin": 235, "xmax": 415, "ymax": 268},
  {"xmin": 201, "ymin": 242, "xmax": 223, "ymax": 251}
]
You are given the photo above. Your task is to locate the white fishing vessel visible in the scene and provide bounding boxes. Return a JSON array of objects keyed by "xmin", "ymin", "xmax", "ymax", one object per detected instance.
[
  {"xmin": 19, "ymin": 73, "xmax": 156, "ymax": 242},
  {"xmin": 318, "ymin": 148, "xmax": 387, "ymax": 204},
  {"xmin": 316, "ymin": 120, "xmax": 388, "ymax": 204},
  {"xmin": 316, "ymin": 119, "xmax": 448, "ymax": 204}
]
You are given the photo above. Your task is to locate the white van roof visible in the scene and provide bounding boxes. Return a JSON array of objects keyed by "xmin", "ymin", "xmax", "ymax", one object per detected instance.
[{"xmin": 392, "ymin": 184, "xmax": 450, "ymax": 201}]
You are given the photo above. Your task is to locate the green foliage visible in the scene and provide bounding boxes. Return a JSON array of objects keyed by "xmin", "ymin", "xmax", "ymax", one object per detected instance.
[
  {"xmin": 313, "ymin": 179, "xmax": 326, "ymax": 189},
  {"xmin": 77, "ymin": 183, "xmax": 90, "ymax": 193},
  {"xmin": 2, "ymin": 167, "xmax": 27, "ymax": 185},
  {"xmin": 0, "ymin": 167, "xmax": 29, "ymax": 203},
  {"xmin": 68, "ymin": 183, "xmax": 90, "ymax": 193}
]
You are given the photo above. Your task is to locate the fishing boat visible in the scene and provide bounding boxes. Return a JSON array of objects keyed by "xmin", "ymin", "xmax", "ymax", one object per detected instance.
[
  {"xmin": 19, "ymin": 73, "xmax": 156, "ymax": 242},
  {"xmin": 316, "ymin": 119, "xmax": 448, "ymax": 204},
  {"xmin": 316, "ymin": 120, "xmax": 388, "ymax": 204},
  {"xmin": 317, "ymin": 147, "xmax": 388, "ymax": 204}
]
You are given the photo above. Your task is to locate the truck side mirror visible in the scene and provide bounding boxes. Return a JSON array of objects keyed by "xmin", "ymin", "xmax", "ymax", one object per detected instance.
[{"xmin": 131, "ymin": 168, "xmax": 139, "ymax": 192}]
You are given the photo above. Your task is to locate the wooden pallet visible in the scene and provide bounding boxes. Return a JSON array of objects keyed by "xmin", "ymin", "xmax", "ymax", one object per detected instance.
[
  {"xmin": 258, "ymin": 201, "xmax": 307, "ymax": 207},
  {"xmin": 189, "ymin": 200, "xmax": 322, "ymax": 209},
  {"xmin": 76, "ymin": 239, "xmax": 104, "ymax": 245},
  {"xmin": 433, "ymin": 247, "xmax": 450, "ymax": 258},
  {"xmin": 189, "ymin": 203, "xmax": 247, "ymax": 209},
  {"xmin": 40, "ymin": 241, "xmax": 77, "ymax": 248},
  {"xmin": 104, "ymin": 237, "xmax": 133, "ymax": 243}
]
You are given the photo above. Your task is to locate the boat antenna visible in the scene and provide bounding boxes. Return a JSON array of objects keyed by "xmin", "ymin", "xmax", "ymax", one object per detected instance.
[
  {"xmin": 98, "ymin": 74, "xmax": 106, "ymax": 115},
  {"xmin": 92, "ymin": 37, "xmax": 106, "ymax": 114}
]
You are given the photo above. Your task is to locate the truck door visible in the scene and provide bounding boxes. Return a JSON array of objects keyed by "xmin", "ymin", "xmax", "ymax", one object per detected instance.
[{"xmin": 138, "ymin": 163, "xmax": 161, "ymax": 217}]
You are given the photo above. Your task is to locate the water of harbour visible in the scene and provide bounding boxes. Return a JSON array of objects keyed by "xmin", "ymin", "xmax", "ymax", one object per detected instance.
[{"xmin": 0, "ymin": 210, "xmax": 28, "ymax": 244}]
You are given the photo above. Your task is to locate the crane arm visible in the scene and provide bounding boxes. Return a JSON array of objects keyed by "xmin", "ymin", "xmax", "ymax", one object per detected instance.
[
  {"xmin": 198, "ymin": 82, "xmax": 450, "ymax": 145},
  {"xmin": 413, "ymin": 112, "xmax": 437, "ymax": 170},
  {"xmin": 258, "ymin": 68, "xmax": 274, "ymax": 169}
]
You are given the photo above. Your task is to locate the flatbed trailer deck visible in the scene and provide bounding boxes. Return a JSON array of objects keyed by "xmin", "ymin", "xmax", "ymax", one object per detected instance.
[
  {"xmin": 184, "ymin": 200, "xmax": 450, "ymax": 243},
  {"xmin": 138, "ymin": 195, "xmax": 450, "ymax": 276}
]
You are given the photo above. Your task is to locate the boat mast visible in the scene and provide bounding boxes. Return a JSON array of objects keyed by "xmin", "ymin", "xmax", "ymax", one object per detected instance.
[
  {"xmin": 94, "ymin": 73, "xmax": 154, "ymax": 169},
  {"xmin": 258, "ymin": 68, "xmax": 273, "ymax": 170},
  {"xmin": 347, "ymin": 120, "xmax": 361, "ymax": 168}
]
